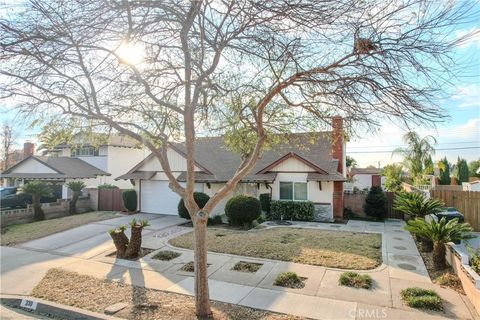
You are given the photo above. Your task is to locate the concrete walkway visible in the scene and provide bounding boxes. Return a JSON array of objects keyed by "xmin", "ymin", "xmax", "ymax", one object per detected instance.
[{"xmin": 1, "ymin": 216, "xmax": 478, "ymax": 320}]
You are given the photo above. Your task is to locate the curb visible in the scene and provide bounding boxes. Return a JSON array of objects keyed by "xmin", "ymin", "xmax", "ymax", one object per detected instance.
[{"xmin": 0, "ymin": 294, "xmax": 120, "ymax": 320}]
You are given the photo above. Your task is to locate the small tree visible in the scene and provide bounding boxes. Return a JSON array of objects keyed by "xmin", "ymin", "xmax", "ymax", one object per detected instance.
[
  {"xmin": 405, "ymin": 218, "xmax": 473, "ymax": 270},
  {"xmin": 66, "ymin": 181, "xmax": 86, "ymax": 214},
  {"xmin": 468, "ymin": 159, "xmax": 480, "ymax": 178},
  {"xmin": 438, "ymin": 157, "xmax": 451, "ymax": 185},
  {"xmin": 394, "ymin": 191, "xmax": 444, "ymax": 219},
  {"xmin": 456, "ymin": 157, "xmax": 469, "ymax": 184},
  {"xmin": 22, "ymin": 181, "xmax": 51, "ymax": 221},
  {"xmin": 346, "ymin": 156, "xmax": 357, "ymax": 170},
  {"xmin": 383, "ymin": 164, "xmax": 404, "ymax": 192},
  {"xmin": 363, "ymin": 186, "xmax": 387, "ymax": 220}
]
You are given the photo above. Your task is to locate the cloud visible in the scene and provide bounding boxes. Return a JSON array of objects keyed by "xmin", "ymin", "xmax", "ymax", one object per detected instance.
[
  {"xmin": 455, "ymin": 27, "xmax": 480, "ymax": 48},
  {"xmin": 451, "ymin": 84, "xmax": 480, "ymax": 108}
]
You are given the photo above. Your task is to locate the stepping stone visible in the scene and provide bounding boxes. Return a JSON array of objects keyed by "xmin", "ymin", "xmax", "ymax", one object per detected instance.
[
  {"xmin": 397, "ymin": 263, "xmax": 416, "ymax": 271},
  {"xmin": 393, "ymin": 246, "xmax": 407, "ymax": 250},
  {"xmin": 105, "ymin": 302, "xmax": 128, "ymax": 315}
]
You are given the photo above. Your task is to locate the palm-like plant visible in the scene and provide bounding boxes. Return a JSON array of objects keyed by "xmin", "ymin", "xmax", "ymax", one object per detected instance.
[
  {"xmin": 66, "ymin": 181, "xmax": 86, "ymax": 214},
  {"xmin": 22, "ymin": 181, "xmax": 51, "ymax": 221},
  {"xmin": 393, "ymin": 132, "xmax": 436, "ymax": 184},
  {"xmin": 405, "ymin": 218, "xmax": 474, "ymax": 270},
  {"xmin": 394, "ymin": 191, "xmax": 444, "ymax": 219}
]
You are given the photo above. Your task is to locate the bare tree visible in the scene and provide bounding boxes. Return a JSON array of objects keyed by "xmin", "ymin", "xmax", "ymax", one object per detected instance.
[
  {"xmin": 0, "ymin": 0, "xmax": 477, "ymax": 316},
  {"xmin": 1, "ymin": 122, "xmax": 16, "ymax": 170}
]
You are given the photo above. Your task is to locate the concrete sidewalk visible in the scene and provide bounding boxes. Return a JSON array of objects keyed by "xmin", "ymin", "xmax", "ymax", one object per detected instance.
[{"xmin": 1, "ymin": 217, "xmax": 478, "ymax": 320}]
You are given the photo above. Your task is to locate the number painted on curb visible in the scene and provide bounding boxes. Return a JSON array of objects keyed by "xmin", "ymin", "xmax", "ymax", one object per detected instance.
[{"xmin": 20, "ymin": 298, "xmax": 38, "ymax": 310}]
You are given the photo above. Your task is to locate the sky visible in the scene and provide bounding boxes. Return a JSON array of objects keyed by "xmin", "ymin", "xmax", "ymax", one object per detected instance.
[{"xmin": 0, "ymin": 1, "xmax": 479, "ymax": 169}]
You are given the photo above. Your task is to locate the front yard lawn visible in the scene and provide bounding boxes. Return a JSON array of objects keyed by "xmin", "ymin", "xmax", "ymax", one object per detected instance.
[
  {"xmin": 169, "ymin": 228, "xmax": 382, "ymax": 270},
  {"xmin": 1, "ymin": 211, "xmax": 117, "ymax": 246}
]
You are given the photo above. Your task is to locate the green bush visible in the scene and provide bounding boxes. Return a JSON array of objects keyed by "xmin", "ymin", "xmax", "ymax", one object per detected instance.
[
  {"xmin": 363, "ymin": 186, "xmax": 386, "ymax": 220},
  {"xmin": 270, "ymin": 200, "xmax": 315, "ymax": 221},
  {"xmin": 259, "ymin": 193, "xmax": 271, "ymax": 216},
  {"xmin": 97, "ymin": 183, "xmax": 118, "ymax": 189},
  {"xmin": 225, "ymin": 194, "xmax": 261, "ymax": 226},
  {"xmin": 400, "ymin": 287, "xmax": 443, "ymax": 311},
  {"xmin": 122, "ymin": 189, "xmax": 137, "ymax": 212},
  {"xmin": 207, "ymin": 215, "xmax": 223, "ymax": 226},
  {"xmin": 339, "ymin": 272, "xmax": 373, "ymax": 289},
  {"xmin": 274, "ymin": 271, "xmax": 305, "ymax": 288},
  {"xmin": 152, "ymin": 250, "xmax": 181, "ymax": 261},
  {"xmin": 177, "ymin": 192, "xmax": 210, "ymax": 220}
]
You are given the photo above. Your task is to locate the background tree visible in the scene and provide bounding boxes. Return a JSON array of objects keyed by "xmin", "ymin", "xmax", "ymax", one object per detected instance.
[
  {"xmin": 423, "ymin": 156, "xmax": 434, "ymax": 176},
  {"xmin": 22, "ymin": 181, "xmax": 51, "ymax": 221},
  {"xmin": 438, "ymin": 157, "xmax": 451, "ymax": 185},
  {"xmin": 1, "ymin": 0, "xmax": 477, "ymax": 316},
  {"xmin": 383, "ymin": 164, "xmax": 404, "ymax": 192},
  {"xmin": 468, "ymin": 159, "xmax": 480, "ymax": 178},
  {"xmin": 456, "ymin": 157, "xmax": 469, "ymax": 184},
  {"xmin": 393, "ymin": 132, "xmax": 436, "ymax": 185},
  {"xmin": 66, "ymin": 181, "xmax": 86, "ymax": 214},
  {"xmin": 346, "ymin": 156, "xmax": 357, "ymax": 170},
  {"xmin": 0, "ymin": 122, "xmax": 16, "ymax": 170}
]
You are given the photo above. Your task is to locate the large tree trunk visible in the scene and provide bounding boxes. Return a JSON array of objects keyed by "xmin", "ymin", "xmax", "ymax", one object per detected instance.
[
  {"xmin": 32, "ymin": 194, "xmax": 45, "ymax": 221},
  {"xmin": 125, "ymin": 226, "xmax": 143, "ymax": 259},
  {"xmin": 193, "ymin": 213, "xmax": 211, "ymax": 318},
  {"xmin": 69, "ymin": 191, "xmax": 79, "ymax": 214},
  {"xmin": 432, "ymin": 241, "xmax": 446, "ymax": 270},
  {"xmin": 110, "ymin": 229, "xmax": 129, "ymax": 258}
]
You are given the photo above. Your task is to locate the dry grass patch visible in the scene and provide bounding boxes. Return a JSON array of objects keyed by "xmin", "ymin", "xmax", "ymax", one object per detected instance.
[
  {"xmin": 169, "ymin": 228, "xmax": 382, "ymax": 269},
  {"xmin": 1, "ymin": 211, "xmax": 117, "ymax": 246},
  {"xmin": 32, "ymin": 269, "xmax": 304, "ymax": 320},
  {"xmin": 339, "ymin": 272, "xmax": 373, "ymax": 289},
  {"xmin": 152, "ymin": 250, "xmax": 181, "ymax": 261},
  {"xmin": 274, "ymin": 272, "xmax": 306, "ymax": 289},
  {"xmin": 232, "ymin": 261, "xmax": 263, "ymax": 273}
]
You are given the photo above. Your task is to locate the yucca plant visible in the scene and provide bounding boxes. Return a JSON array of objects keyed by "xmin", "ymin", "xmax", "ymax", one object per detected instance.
[
  {"xmin": 405, "ymin": 218, "xmax": 474, "ymax": 270},
  {"xmin": 22, "ymin": 181, "xmax": 51, "ymax": 221},
  {"xmin": 66, "ymin": 181, "xmax": 86, "ymax": 214},
  {"xmin": 394, "ymin": 191, "xmax": 445, "ymax": 219}
]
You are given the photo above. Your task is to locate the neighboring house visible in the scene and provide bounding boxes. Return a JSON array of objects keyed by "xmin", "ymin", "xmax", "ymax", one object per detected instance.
[
  {"xmin": 117, "ymin": 117, "xmax": 346, "ymax": 221},
  {"xmin": 349, "ymin": 167, "xmax": 385, "ymax": 190},
  {"xmin": 1, "ymin": 156, "xmax": 109, "ymax": 198},
  {"xmin": 43, "ymin": 134, "xmax": 148, "ymax": 189},
  {"xmin": 463, "ymin": 180, "xmax": 480, "ymax": 192}
]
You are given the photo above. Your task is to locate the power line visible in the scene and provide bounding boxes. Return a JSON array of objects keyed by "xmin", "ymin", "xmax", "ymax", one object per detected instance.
[
  {"xmin": 347, "ymin": 146, "xmax": 480, "ymax": 154},
  {"xmin": 347, "ymin": 141, "xmax": 480, "ymax": 149}
]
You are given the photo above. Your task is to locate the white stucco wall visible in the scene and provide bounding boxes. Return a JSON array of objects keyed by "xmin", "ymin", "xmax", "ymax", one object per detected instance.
[
  {"xmin": 11, "ymin": 158, "xmax": 57, "ymax": 173},
  {"xmin": 106, "ymin": 146, "xmax": 148, "ymax": 188},
  {"xmin": 139, "ymin": 148, "xmax": 201, "ymax": 172},
  {"xmin": 271, "ymin": 172, "xmax": 333, "ymax": 204},
  {"xmin": 352, "ymin": 174, "xmax": 386, "ymax": 190}
]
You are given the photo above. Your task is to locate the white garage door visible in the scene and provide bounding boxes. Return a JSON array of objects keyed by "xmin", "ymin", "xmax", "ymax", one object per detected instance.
[{"xmin": 140, "ymin": 180, "xmax": 203, "ymax": 215}]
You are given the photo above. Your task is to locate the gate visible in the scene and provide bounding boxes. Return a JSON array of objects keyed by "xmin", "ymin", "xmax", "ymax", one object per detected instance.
[{"xmin": 98, "ymin": 188, "xmax": 125, "ymax": 211}]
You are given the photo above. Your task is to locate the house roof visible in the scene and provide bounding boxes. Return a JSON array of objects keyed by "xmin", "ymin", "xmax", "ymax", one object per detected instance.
[
  {"xmin": 118, "ymin": 132, "xmax": 345, "ymax": 183},
  {"xmin": 1, "ymin": 156, "xmax": 110, "ymax": 179},
  {"xmin": 350, "ymin": 167, "xmax": 382, "ymax": 175},
  {"xmin": 55, "ymin": 133, "xmax": 140, "ymax": 149}
]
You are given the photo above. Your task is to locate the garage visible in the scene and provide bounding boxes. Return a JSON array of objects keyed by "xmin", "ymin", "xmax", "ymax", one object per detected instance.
[{"xmin": 140, "ymin": 180, "xmax": 203, "ymax": 215}]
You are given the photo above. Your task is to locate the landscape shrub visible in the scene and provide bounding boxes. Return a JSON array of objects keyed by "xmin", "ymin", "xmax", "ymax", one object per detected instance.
[
  {"xmin": 363, "ymin": 186, "xmax": 387, "ymax": 220},
  {"xmin": 122, "ymin": 189, "xmax": 137, "ymax": 212},
  {"xmin": 400, "ymin": 287, "xmax": 443, "ymax": 311},
  {"xmin": 177, "ymin": 192, "xmax": 210, "ymax": 220},
  {"xmin": 225, "ymin": 194, "xmax": 261, "ymax": 226},
  {"xmin": 259, "ymin": 193, "xmax": 271, "ymax": 217},
  {"xmin": 270, "ymin": 200, "xmax": 315, "ymax": 221},
  {"xmin": 152, "ymin": 250, "xmax": 181, "ymax": 261},
  {"xmin": 97, "ymin": 183, "xmax": 118, "ymax": 189},
  {"xmin": 339, "ymin": 272, "xmax": 372, "ymax": 289},
  {"xmin": 207, "ymin": 215, "xmax": 223, "ymax": 226},
  {"xmin": 274, "ymin": 271, "xmax": 305, "ymax": 288}
]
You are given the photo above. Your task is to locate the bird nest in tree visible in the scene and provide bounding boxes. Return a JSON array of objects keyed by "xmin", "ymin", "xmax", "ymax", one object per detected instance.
[{"xmin": 354, "ymin": 38, "xmax": 378, "ymax": 54}]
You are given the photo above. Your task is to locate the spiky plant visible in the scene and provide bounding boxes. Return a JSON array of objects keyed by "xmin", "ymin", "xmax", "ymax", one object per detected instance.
[
  {"xmin": 66, "ymin": 181, "xmax": 86, "ymax": 214},
  {"xmin": 125, "ymin": 218, "xmax": 150, "ymax": 259},
  {"xmin": 394, "ymin": 191, "xmax": 444, "ymax": 219},
  {"xmin": 405, "ymin": 218, "xmax": 474, "ymax": 270},
  {"xmin": 22, "ymin": 181, "xmax": 51, "ymax": 221},
  {"xmin": 109, "ymin": 225, "xmax": 128, "ymax": 258}
]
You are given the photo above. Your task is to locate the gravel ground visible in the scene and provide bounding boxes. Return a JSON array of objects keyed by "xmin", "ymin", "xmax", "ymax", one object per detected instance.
[{"xmin": 31, "ymin": 269, "xmax": 306, "ymax": 320}]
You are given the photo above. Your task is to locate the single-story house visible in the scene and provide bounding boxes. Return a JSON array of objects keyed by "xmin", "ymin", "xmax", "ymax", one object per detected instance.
[
  {"xmin": 1, "ymin": 156, "xmax": 110, "ymax": 198},
  {"xmin": 463, "ymin": 180, "xmax": 480, "ymax": 192},
  {"xmin": 117, "ymin": 117, "xmax": 347, "ymax": 222},
  {"xmin": 348, "ymin": 167, "xmax": 385, "ymax": 191}
]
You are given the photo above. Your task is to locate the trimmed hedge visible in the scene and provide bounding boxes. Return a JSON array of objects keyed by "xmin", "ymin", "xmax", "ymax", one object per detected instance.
[
  {"xmin": 225, "ymin": 194, "xmax": 261, "ymax": 226},
  {"xmin": 270, "ymin": 200, "xmax": 315, "ymax": 221},
  {"xmin": 177, "ymin": 192, "xmax": 210, "ymax": 220},
  {"xmin": 363, "ymin": 186, "xmax": 386, "ymax": 220},
  {"xmin": 259, "ymin": 193, "xmax": 271, "ymax": 216},
  {"xmin": 122, "ymin": 189, "xmax": 137, "ymax": 212}
]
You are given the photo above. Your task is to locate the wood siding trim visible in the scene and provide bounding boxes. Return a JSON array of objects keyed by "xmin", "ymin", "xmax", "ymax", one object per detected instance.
[{"xmin": 256, "ymin": 152, "xmax": 328, "ymax": 174}]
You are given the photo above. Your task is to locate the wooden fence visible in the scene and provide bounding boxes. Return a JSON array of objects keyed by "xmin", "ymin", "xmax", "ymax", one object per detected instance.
[
  {"xmin": 344, "ymin": 192, "xmax": 403, "ymax": 219},
  {"xmin": 430, "ymin": 190, "xmax": 480, "ymax": 231},
  {"xmin": 98, "ymin": 188, "xmax": 126, "ymax": 211}
]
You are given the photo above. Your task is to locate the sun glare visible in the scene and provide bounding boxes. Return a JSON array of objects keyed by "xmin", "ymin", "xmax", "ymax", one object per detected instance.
[{"xmin": 116, "ymin": 42, "xmax": 144, "ymax": 65}]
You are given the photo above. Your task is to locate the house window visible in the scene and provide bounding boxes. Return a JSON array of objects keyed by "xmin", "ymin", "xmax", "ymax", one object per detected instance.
[
  {"xmin": 71, "ymin": 147, "xmax": 98, "ymax": 157},
  {"xmin": 279, "ymin": 182, "xmax": 308, "ymax": 201}
]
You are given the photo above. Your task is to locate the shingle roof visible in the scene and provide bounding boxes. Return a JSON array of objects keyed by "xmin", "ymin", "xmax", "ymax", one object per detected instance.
[
  {"xmin": 119, "ymin": 132, "xmax": 345, "ymax": 183},
  {"xmin": 1, "ymin": 156, "xmax": 110, "ymax": 179},
  {"xmin": 350, "ymin": 167, "xmax": 382, "ymax": 175}
]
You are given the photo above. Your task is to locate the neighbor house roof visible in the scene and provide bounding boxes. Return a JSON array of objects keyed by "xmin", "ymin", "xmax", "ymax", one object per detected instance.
[
  {"xmin": 118, "ymin": 132, "xmax": 346, "ymax": 183},
  {"xmin": 1, "ymin": 156, "xmax": 110, "ymax": 179},
  {"xmin": 350, "ymin": 167, "xmax": 382, "ymax": 175},
  {"xmin": 55, "ymin": 133, "xmax": 140, "ymax": 149}
]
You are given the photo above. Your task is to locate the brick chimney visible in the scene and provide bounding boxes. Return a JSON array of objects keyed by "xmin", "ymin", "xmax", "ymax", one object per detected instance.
[
  {"xmin": 23, "ymin": 141, "xmax": 35, "ymax": 158},
  {"xmin": 331, "ymin": 116, "xmax": 345, "ymax": 221}
]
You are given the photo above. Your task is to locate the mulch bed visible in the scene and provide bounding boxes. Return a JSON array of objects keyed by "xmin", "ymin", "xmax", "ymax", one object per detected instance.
[{"xmin": 32, "ymin": 269, "xmax": 305, "ymax": 320}]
